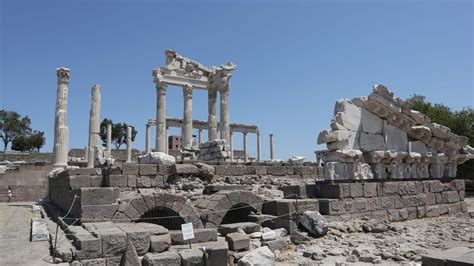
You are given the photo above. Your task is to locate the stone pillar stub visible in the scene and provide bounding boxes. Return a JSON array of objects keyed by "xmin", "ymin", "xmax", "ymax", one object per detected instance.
[
  {"xmin": 219, "ymin": 86, "xmax": 231, "ymax": 145},
  {"xmin": 208, "ymin": 88, "xmax": 218, "ymax": 141},
  {"xmin": 182, "ymin": 85, "xmax": 193, "ymax": 148},
  {"xmin": 126, "ymin": 126, "xmax": 132, "ymax": 163},
  {"xmin": 145, "ymin": 124, "xmax": 151, "ymax": 154},
  {"xmin": 53, "ymin": 67, "xmax": 70, "ymax": 168}
]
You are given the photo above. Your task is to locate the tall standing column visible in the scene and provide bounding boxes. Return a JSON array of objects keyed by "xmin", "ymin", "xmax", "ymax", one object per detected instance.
[
  {"xmin": 126, "ymin": 126, "xmax": 132, "ymax": 163},
  {"xmin": 219, "ymin": 86, "xmax": 230, "ymax": 144},
  {"xmin": 106, "ymin": 121, "xmax": 112, "ymax": 153},
  {"xmin": 256, "ymin": 130, "xmax": 261, "ymax": 162},
  {"xmin": 145, "ymin": 124, "xmax": 151, "ymax": 154},
  {"xmin": 166, "ymin": 127, "xmax": 169, "ymax": 154},
  {"xmin": 155, "ymin": 83, "xmax": 167, "ymax": 152},
  {"xmin": 208, "ymin": 88, "xmax": 218, "ymax": 141},
  {"xmin": 243, "ymin": 132, "xmax": 248, "ymax": 163},
  {"xmin": 230, "ymin": 131, "xmax": 234, "ymax": 161},
  {"xmin": 270, "ymin": 134, "xmax": 274, "ymax": 160},
  {"xmin": 87, "ymin": 85, "xmax": 101, "ymax": 168},
  {"xmin": 198, "ymin": 129, "xmax": 203, "ymax": 144},
  {"xmin": 182, "ymin": 85, "xmax": 193, "ymax": 148},
  {"xmin": 53, "ymin": 67, "xmax": 70, "ymax": 168}
]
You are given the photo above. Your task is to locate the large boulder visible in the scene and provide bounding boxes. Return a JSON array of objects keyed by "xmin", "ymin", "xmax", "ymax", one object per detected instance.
[
  {"xmin": 138, "ymin": 152, "xmax": 175, "ymax": 165},
  {"xmin": 237, "ymin": 246, "xmax": 275, "ymax": 266},
  {"xmin": 299, "ymin": 211, "xmax": 328, "ymax": 237}
]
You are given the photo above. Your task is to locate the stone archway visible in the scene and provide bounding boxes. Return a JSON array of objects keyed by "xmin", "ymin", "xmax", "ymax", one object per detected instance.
[
  {"xmin": 112, "ymin": 192, "xmax": 203, "ymax": 229},
  {"xmin": 197, "ymin": 190, "xmax": 264, "ymax": 228}
]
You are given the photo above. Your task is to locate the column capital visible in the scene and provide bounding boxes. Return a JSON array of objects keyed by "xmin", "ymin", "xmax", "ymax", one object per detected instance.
[
  {"xmin": 157, "ymin": 84, "xmax": 167, "ymax": 96},
  {"xmin": 183, "ymin": 84, "xmax": 193, "ymax": 98},
  {"xmin": 56, "ymin": 67, "xmax": 70, "ymax": 83}
]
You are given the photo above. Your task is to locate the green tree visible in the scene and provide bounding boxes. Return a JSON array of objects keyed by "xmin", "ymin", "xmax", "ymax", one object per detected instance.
[
  {"xmin": 29, "ymin": 131, "xmax": 46, "ymax": 152},
  {"xmin": 0, "ymin": 110, "xmax": 31, "ymax": 156},
  {"xmin": 406, "ymin": 95, "xmax": 474, "ymax": 178},
  {"xmin": 99, "ymin": 118, "xmax": 137, "ymax": 149},
  {"xmin": 11, "ymin": 135, "xmax": 32, "ymax": 152}
]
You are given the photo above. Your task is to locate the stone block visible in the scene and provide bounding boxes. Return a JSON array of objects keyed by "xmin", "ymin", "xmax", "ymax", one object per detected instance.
[
  {"xmin": 359, "ymin": 132, "xmax": 385, "ymax": 152},
  {"xmin": 169, "ymin": 228, "xmax": 217, "ymax": 244},
  {"xmin": 127, "ymin": 175, "xmax": 137, "ymax": 187},
  {"xmin": 137, "ymin": 176, "xmax": 152, "ymax": 188},
  {"xmin": 383, "ymin": 121, "xmax": 408, "ymax": 151},
  {"xmin": 263, "ymin": 238, "xmax": 289, "ymax": 253},
  {"xmin": 399, "ymin": 208, "xmax": 408, "ymax": 220},
  {"xmin": 435, "ymin": 192, "xmax": 443, "ymax": 204},
  {"xmin": 350, "ymin": 183, "xmax": 363, "ymax": 198},
  {"xmin": 459, "ymin": 190, "xmax": 465, "ymax": 200},
  {"xmin": 80, "ymin": 258, "xmax": 107, "ymax": 266},
  {"xmin": 68, "ymin": 168, "xmax": 102, "ymax": 176},
  {"xmin": 67, "ymin": 225, "xmax": 101, "ymax": 259},
  {"xmin": 429, "ymin": 180, "xmax": 444, "ymax": 193},
  {"xmin": 226, "ymin": 232, "xmax": 250, "ymax": 251},
  {"xmin": 387, "ymin": 209, "xmax": 400, "ymax": 222},
  {"xmin": 354, "ymin": 198, "xmax": 369, "ymax": 212},
  {"xmin": 115, "ymin": 223, "xmax": 151, "ymax": 256},
  {"xmin": 318, "ymin": 199, "xmax": 345, "ymax": 215},
  {"xmin": 333, "ymin": 99, "xmax": 361, "ymax": 131},
  {"xmin": 367, "ymin": 197, "xmax": 381, "ymax": 211},
  {"xmin": 98, "ymin": 227, "xmax": 127, "ymax": 257},
  {"xmin": 450, "ymin": 179, "xmax": 465, "ymax": 191},
  {"xmin": 205, "ymin": 241, "xmax": 229, "ymax": 266},
  {"xmin": 426, "ymin": 205, "xmax": 440, "ymax": 218},
  {"xmin": 382, "ymin": 182, "xmax": 399, "ymax": 195},
  {"xmin": 105, "ymin": 175, "xmax": 128, "ymax": 187},
  {"xmin": 280, "ymin": 185, "xmax": 308, "ymax": 199},
  {"xmin": 79, "ymin": 187, "xmax": 119, "ymax": 205},
  {"xmin": 439, "ymin": 204, "xmax": 449, "ymax": 215},
  {"xmin": 218, "ymin": 222, "xmax": 261, "ymax": 236},
  {"xmin": 446, "ymin": 191, "xmax": 460, "ymax": 203},
  {"xmin": 318, "ymin": 183, "xmax": 350, "ymax": 199},
  {"xmin": 179, "ymin": 249, "xmax": 204, "ymax": 266},
  {"xmin": 106, "ymin": 256, "xmax": 122, "ymax": 266},
  {"xmin": 324, "ymin": 162, "xmax": 349, "ymax": 181},
  {"xmin": 157, "ymin": 164, "xmax": 172, "ymax": 176},
  {"xmin": 380, "ymin": 196, "xmax": 394, "ymax": 209},
  {"xmin": 448, "ymin": 202, "xmax": 462, "ymax": 215},
  {"xmin": 344, "ymin": 199, "xmax": 354, "ymax": 213},
  {"xmin": 371, "ymin": 210, "xmax": 388, "ymax": 220},
  {"xmin": 139, "ymin": 164, "xmax": 158, "ymax": 176},
  {"xmin": 80, "ymin": 204, "xmax": 119, "ymax": 223},
  {"xmin": 149, "ymin": 234, "xmax": 171, "ymax": 253},
  {"xmin": 90, "ymin": 175, "xmax": 104, "ymax": 187},
  {"xmin": 407, "ymin": 207, "xmax": 417, "ymax": 220},
  {"xmin": 393, "ymin": 195, "xmax": 403, "ymax": 209},
  {"xmin": 266, "ymin": 166, "xmax": 288, "ymax": 176},
  {"xmin": 122, "ymin": 163, "xmax": 139, "ymax": 175},
  {"xmin": 254, "ymin": 166, "xmax": 267, "ymax": 175},
  {"xmin": 361, "ymin": 108, "xmax": 383, "ymax": 134},
  {"xmin": 363, "ymin": 183, "xmax": 378, "ymax": 198},
  {"xmin": 422, "ymin": 247, "xmax": 472, "ymax": 266},
  {"xmin": 143, "ymin": 251, "xmax": 181, "ymax": 266},
  {"xmin": 215, "ymin": 165, "xmax": 244, "ymax": 176},
  {"xmin": 399, "ymin": 182, "xmax": 417, "ymax": 195},
  {"xmin": 150, "ymin": 175, "xmax": 164, "ymax": 187},
  {"xmin": 172, "ymin": 164, "xmax": 200, "ymax": 175}
]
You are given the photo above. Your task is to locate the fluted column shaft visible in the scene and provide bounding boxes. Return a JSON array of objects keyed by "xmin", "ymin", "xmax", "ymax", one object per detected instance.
[
  {"xmin": 106, "ymin": 121, "xmax": 112, "ymax": 153},
  {"xmin": 257, "ymin": 131, "xmax": 261, "ymax": 162},
  {"xmin": 155, "ymin": 85, "xmax": 167, "ymax": 152},
  {"xmin": 145, "ymin": 124, "xmax": 151, "ymax": 154},
  {"xmin": 53, "ymin": 67, "xmax": 70, "ymax": 168},
  {"xmin": 126, "ymin": 126, "xmax": 132, "ymax": 163},
  {"xmin": 208, "ymin": 88, "xmax": 218, "ymax": 141},
  {"xmin": 182, "ymin": 85, "xmax": 193, "ymax": 148},
  {"xmin": 243, "ymin": 132, "xmax": 248, "ymax": 163},
  {"xmin": 87, "ymin": 85, "xmax": 101, "ymax": 168},
  {"xmin": 219, "ymin": 86, "xmax": 230, "ymax": 144}
]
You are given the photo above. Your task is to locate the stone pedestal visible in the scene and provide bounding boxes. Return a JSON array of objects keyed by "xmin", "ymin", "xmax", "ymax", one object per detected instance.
[
  {"xmin": 182, "ymin": 85, "xmax": 193, "ymax": 148},
  {"xmin": 53, "ymin": 67, "xmax": 70, "ymax": 168}
]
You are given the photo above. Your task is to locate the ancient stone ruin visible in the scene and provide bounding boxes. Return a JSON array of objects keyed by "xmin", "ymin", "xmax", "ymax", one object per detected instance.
[{"xmin": 42, "ymin": 51, "xmax": 473, "ymax": 265}]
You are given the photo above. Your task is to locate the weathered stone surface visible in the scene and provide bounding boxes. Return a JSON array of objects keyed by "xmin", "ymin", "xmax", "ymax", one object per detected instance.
[
  {"xmin": 172, "ymin": 164, "xmax": 199, "ymax": 175},
  {"xmin": 31, "ymin": 218, "xmax": 49, "ymax": 242},
  {"xmin": 299, "ymin": 211, "xmax": 328, "ymax": 237},
  {"xmin": 226, "ymin": 232, "xmax": 250, "ymax": 251},
  {"xmin": 359, "ymin": 132, "xmax": 384, "ymax": 152},
  {"xmin": 333, "ymin": 99, "xmax": 361, "ymax": 131},
  {"xmin": 149, "ymin": 234, "xmax": 171, "ymax": 253},
  {"xmin": 138, "ymin": 152, "xmax": 176, "ymax": 165},
  {"xmin": 361, "ymin": 108, "xmax": 383, "ymax": 134},
  {"xmin": 350, "ymin": 183, "xmax": 363, "ymax": 198},
  {"xmin": 263, "ymin": 238, "xmax": 289, "ymax": 254},
  {"xmin": 121, "ymin": 240, "xmax": 140, "ymax": 266},
  {"xmin": 383, "ymin": 121, "xmax": 408, "ymax": 151},
  {"xmin": 79, "ymin": 187, "xmax": 119, "ymax": 205},
  {"xmin": 237, "ymin": 246, "xmax": 275, "ymax": 266},
  {"xmin": 115, "ymin": 223, "xmax": 151, "ymax": 256},
  {"xmin": 218, "ymin": 222, "xmax": 261, "ymax": 236},
  {"xmin": 169, "ymin": 228, "xmax": 217, "ymax": 244},
  {"xmin": 179, "ymin": 249, "xmax": 204, "ymax": 266},
  {"xmin": 363, "ymin": 183, "xmax": 378, "ymax": 197},
  {"xmin": 205, "ymin": 241, "xmax": 229, "ymax": 266},
  {"xmin": 98, "ymin": 227, "xmax": 127, "ymax": 257},
  {"xmin": 143, "ymin": 251, "xmax": 181, "ymax": 266},
  {"xmin": 317, "ymin": 129, "xmax": 353, "ymax": 144},
  {"xmin": 422, "ymin": 247, "xmax": 472, "ymax": 266}
]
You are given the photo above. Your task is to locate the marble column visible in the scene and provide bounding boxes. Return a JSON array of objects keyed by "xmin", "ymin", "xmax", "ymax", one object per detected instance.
[
  {"xmin": 155, "ymin": 83, "xmax": 167, "ymax": 153},
  {"xmin": 126, "ymin": 126, "xmax": 132, "ymax": 163},
  {"xmin": 208, "ymin": 88, "xmax": 218, "ymax": 141},
  {"xmin": 145, "ymin": 124, "xmax": 151, "ymax": 154},
  {"xmin": 256, "ymin": 131, "xmax": 261, "ymax": 162},
  {"xmin": 84, "ymin": 146, "xmax": 89, "ymax": 162},
  {"xmin": 87, "ymin": 85, "xmax": 101, "ymax": 168},
  {"xmin": 182, "ymin": 85, "xmax": 193, "ymax": 148},
  {"xmin": 270, "ymin": 133, "xmax": 274, "ymax": 160},
  {"xmin": 53, "ymin": 67, "xmax": 70, "ymax": 168},
  {"xmin": 219, "ymin": 86, "xmax": 230, "ymax": 144},
  {"xmin": 106, "ymin": 121, "xmax": 112, "ymax": 153},
  {"xmin": 166, "ymin": 127, "xmax": 169, "ymax": 154},
  {"xmin": 230, "ymin": 131, "xmax": 234, "ymax": 161},
  {"xmin": 198, "ymin": 129, "xmax": 203, "ymax": 144},
  {"xmin": 243, "ymin": 132, "xmax": 248, "ymax": 163}
]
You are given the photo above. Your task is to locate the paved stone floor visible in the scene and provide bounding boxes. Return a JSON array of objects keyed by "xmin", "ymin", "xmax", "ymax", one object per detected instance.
[{"xmin": 0, "ymin": 202, "xmax": 53, "ymax": 265}]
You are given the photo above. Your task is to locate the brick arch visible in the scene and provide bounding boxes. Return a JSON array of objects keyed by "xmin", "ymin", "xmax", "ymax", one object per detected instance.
[
  {"xmin": 112, "ymin": 192, "xmax": 203, "ymax": 229},
  {"xmin": 198, "ymin": 190, "xmax": 264, "ymax": 228}
]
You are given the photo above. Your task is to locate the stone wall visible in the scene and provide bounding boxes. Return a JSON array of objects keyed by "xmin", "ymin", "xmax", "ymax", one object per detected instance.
[
  {"xmin": 0, "ymin": 164, "xmax": 52, "ymax": 202},
  {"xmin": 0, "ymin": 152, "xmax": 53, "ymax": 162},
  {"xmin": 281, "ymin": 179, "xmax": 466, "ymax": 221}
]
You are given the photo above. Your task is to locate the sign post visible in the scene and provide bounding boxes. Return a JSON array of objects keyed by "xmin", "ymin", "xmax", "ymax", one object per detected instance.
[{"xmin": 181, "ymin": 222, "xmax": 195, "ymax": 249}]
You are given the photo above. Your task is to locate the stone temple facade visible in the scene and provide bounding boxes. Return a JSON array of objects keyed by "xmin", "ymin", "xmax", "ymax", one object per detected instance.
[{"xmin": 316, "ymin": 84, "xmax": 473, "ymax": 181}]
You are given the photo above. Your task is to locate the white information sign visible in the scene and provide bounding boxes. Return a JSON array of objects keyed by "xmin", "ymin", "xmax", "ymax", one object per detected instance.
[{"xmin": 181, "ymin": 222, "xmax": 195, "ymax": 241}]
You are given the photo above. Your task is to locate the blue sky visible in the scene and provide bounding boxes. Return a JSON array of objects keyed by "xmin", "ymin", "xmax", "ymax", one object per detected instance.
[{"xmin": 1, "ymin": 0, "xmax": 472, "ymax": 160}]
